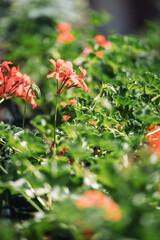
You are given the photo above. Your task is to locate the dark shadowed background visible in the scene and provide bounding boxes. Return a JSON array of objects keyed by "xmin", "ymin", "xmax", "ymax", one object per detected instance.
[{"xmin": 89, "ymin": 0, "xmax": 160, "ymax": 34}]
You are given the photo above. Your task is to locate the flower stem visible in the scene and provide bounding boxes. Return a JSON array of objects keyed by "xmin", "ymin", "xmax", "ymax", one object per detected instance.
[
  {"xmin": 21, "ymin": 191, "xmax": 44, "ymax": 213},
  {"xmin": 22, "ymin": 87, "xmax": 31, "ymax": 129},
  {"xmin": 0, "ymin": 139, "xmax": 22, "ymax": 153},
  {"xmin": 53, "ymin": 94, "xmax": 59, "ymax": 154},
  {"xmin": 0, "ymin": 98, "xmax": 5, "ymax": 104}
]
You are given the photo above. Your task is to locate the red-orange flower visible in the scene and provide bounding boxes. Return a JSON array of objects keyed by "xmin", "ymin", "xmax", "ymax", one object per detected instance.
[
  {"xmin": 70, "ymin": 99, "xmax": 77, "ymax": 105},
  {"xmin": 0, "ymin": 61, "xmax": 13, "ymax": 71},
  {"xmin": 47, "ymin": 58, "xmax": 88, "ymax": 95},
  {"xmin": 147, "ymin": 124, "xmax": 160, "ymax": 158},
  {"xmin": 64, "ymin": 115, "xmax": 71, "ymax": 121},
  {"xmin": 76, "ymin": 190, "xmax": 122, "ymax": 222},
  {"xmin": 57, "ymin": 148, "xmax": 68, "ymax": 156},
  {"xmin": 60, "ymin": 101, "xmax": 67, "ymax": 107},
  {"xmin": 55, "ymin": 22, "xmax": 71, "ymax": 33},
  {"xmin": 95, "ymin": 35, "xmax": 106, "ymax": 45},
  {"xmin": 101, "ymin": 40, "xmax": 112, "ymax": 50},
  {"xmin": 57, "ymin": 32, "xmax": 74, "ymax": 44},
  {"xmin": 77, "ymin": 66, "xmax": 88, "ymax": 92},
  {"xmin": 89, "ymin": 121, "xmax": 97, "ymax": 126},
  {"xmin": 0, "ymin": 61, "xmax": 38, "ymax": 108},
  {"xmin": 95, "ymin": 51, "xmax": 103, "ymax": 58},
  {"xmin": 95, "ymin": 35, "xmax": 112, "ymax": 50}
]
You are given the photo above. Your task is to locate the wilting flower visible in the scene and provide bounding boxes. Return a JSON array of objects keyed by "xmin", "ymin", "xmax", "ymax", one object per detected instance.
[
  {"xmin": 82, "ymin": 229, "xmax": 95, "ymax": 239},
  {"xmin": 95, "ymin": 35, "xmax": 112, "ymax": 50},
  {"xmin": 64, "ymin": 115, "xmax": 71, "ymax": 121},
  {"xmin": 57, "ymin": 147, "xmax": 68, "ymax": 156},
  {"xmin": 50, "ymin": 145, "xmax": 69, "ymax": 156},
  {"xmin": 55, "ymin": 22, "xmax": 71, "ymax": 33},
  {"xmin": 70, "ymin": 99, "xmax": 77, "ymax": 105},
  {"xmin": 0, "ymin": 61, "xmax": 39, "ymax": 108},
  {"xmin": 47, "ymin": 58, "xmax": 88, "ymax": 95},
  {"xmin": 147, "ymin": 124, "xmax": 160, "ymax": 158},
  {"xmin": 57, "ymin": 32, "xmax": 74, "ymax": 44},
  {"xmin": 76, "ymin": 190, "xmax": 122, "ymax": 222}
]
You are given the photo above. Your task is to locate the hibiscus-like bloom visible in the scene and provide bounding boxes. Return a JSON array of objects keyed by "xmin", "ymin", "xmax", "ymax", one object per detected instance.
[
  {"xmin": 47, "ymin": 58, "xmax": 88, "ymax": 95},
  {"xmin": 0, "ymin": 61, "xmax": 39, "ymax": 108},
  {"xmin": 76, "ymin": 190, "xmax": 122, "ymax": 222},
  {"xmin": 147, "ymin": 124, "xmax": 160, "ymax": 158}
]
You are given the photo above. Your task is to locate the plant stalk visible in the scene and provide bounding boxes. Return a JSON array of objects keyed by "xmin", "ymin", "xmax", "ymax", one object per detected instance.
[
  {"xmin": 22, "ymin": 87, "xmax": 31, "ymax": 129},
  {"xmin": 53, "ymin": 93, "xmax": 59, "ymax": 154},
  {"xmin": 22, "ymin": 192, "xmax": 44, "ymax": 213}
]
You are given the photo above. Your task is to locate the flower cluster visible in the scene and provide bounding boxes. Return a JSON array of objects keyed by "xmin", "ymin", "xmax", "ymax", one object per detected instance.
[
  {"xmin": 94, "ymin": 35, "xmax": 112, "ymax": 50},
  {"xmin": 76, "ymin": 190, "xmax": 122, "ymax": 222},
  {"xmin": 60, "ymin": 98, "xmax": 77, "ymax": 107},
  {"xmin": 0, "ymin": 61, "xmax": 39, "ymax": 108},
  {"xmin": 47, "ymin": 58, "xmax": 88, "ymax": 95},
  {"xmin": 147, "ymin": 124, "xmax": 160, "ymax": 158},
  {"xmin": 82, "ymin": 35, "xmax": 112, "ymax": 58},
  {"xmin": 55, "ymin": 22, "xmax": 74, "ymax": 44}
]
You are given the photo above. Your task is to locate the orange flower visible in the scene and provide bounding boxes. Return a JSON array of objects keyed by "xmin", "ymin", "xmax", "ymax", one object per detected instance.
[
  {"xmin": 47, "ymin": 58, "xmax": 88, "ymax": 95},
  {"xmin": 0, "ymin": 61, "xmax": 13, "ymax": 71},
  {"xmin": 101, "ymin": 40, "xmax": 112, "ymax": 50},
  {"xmin": 94, "ymin": 35, "xmax": 112, "ymax": 50},
  {"xmin": 147, "ymin": 124, "xmax": 160, "ymax": 158},
  {"xmin": 76, "ymin": 190, "xmax": 122, "ymax": 222},
  {"xmin": 95, "ymin": 51, "xmax": 103, "ymax": 58},
  {"xmin": 57, "ymin": 32, "xmax": 74, "ymax": 44},
  {"xmin": 55, "ymin": 22, "xmax": 71, "ymax": 33},
  {"xmin": 0, "ymin": 61, "xmax": 38, "ymax": 108},
  {"xmin": 60, "ymin": 101, "xmax": 67, "ymax": 107},
  {"xmin": 78, "ymin": 66, "xmax": 88, "ymax": 92},
  {"xmin": 89, "ymin": 121, "xmax": 97, "ymax": 126},
  {"xmin": 70, "ymin": 98, "xmax": 77, "ymax": 105},
  {"xmin": 64, "ymin": 115, "xmax": 71, "ymax": 121},
  {"xmin": 95, "ymin": 35, "xmax": 106, "ymax": 44}
]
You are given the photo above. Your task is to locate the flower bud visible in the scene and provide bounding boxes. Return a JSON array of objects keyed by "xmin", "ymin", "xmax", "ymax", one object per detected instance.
[{"xmin": 31, "ymin": 83, "xmax": 41, "ymax": 99}]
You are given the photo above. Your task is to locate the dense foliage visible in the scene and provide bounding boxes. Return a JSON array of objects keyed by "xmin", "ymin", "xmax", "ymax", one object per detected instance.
[{"xmin": 0, "ymin": 1, "xmax": 160, "ymax": 239}]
